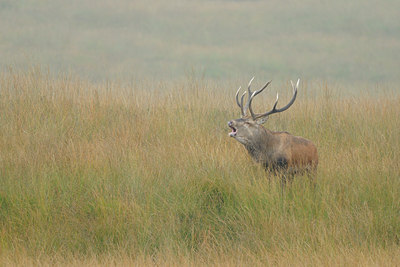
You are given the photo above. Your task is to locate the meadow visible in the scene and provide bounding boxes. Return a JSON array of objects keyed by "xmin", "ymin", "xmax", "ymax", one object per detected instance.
[{"xmin": 0, "ymin": 67, "xmax": 399, "ymax": 265}]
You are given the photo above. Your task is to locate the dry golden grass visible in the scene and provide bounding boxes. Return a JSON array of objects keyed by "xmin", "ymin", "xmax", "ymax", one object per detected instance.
[
  {"xmin": 2, "ymin": 247, "xmax": 400, "ymax": 266},
  {"xmin": 0, "ymin": 67, "xmax": 399, "ymax": 265}
]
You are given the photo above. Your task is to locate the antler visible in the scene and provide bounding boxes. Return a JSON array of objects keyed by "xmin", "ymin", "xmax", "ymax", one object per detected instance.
[
  {"xmin": 249, "ymin": 79, "xmax": 299, "ymax": 121},
  {"xmin": 235, "ymin": 86, "xmax": 247, "ymax": 116},
  {"xmin": 235, "ymin": 77, "xmax": 272, "ymax": 117}
]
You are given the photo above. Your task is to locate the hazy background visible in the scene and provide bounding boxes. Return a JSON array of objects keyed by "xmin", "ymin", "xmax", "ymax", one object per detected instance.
[{"xmin": 1, "ymin": 0, "xmax": 399, "ymax": 84}]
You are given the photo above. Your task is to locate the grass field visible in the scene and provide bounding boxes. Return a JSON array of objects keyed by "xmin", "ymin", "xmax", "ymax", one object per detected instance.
[{"xmin": 0, "ymin": 67, "xmax": 399, "ymax": 265}]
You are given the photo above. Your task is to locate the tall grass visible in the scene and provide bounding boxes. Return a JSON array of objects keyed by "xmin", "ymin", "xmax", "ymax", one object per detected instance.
[{"xmin": 0, "ymin": 68, "xmax": 399, "ymax": 265}]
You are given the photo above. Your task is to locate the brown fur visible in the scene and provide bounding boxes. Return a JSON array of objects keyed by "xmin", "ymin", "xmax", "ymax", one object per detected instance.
[
  {"xmin": 228, "ymin": 118, "xmax": 318, "ymax": 174},
  {"xmin": 275, "ymin": 132, "xmax": 318, "ymax": 172}
]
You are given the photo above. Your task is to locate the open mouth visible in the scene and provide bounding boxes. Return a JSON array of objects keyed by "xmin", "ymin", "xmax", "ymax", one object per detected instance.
[{"xmin": 229, "ymin": 125, "xmax": 237, "ymax": 137}]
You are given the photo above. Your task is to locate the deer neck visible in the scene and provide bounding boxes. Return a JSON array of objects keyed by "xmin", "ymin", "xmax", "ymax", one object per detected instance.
[{"xmin": 244, "ymin": 127, "xmax": 277, "ymax": 163}]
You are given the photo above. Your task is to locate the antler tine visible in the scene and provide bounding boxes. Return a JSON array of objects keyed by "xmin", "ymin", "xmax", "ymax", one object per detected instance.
[
  {"xmin": 290, "ymin": 78, "xmax": 300, "ymax": 93},
  {"xmin": 235, "ymin": 87, "xmax": 242, "ymax": 108},
  {"xmin": 248, "ymin": 76, "xmax": 255, "ymax": 94},
  {"xmin": 248, "ymin": 80, "xmax": 272, "ymax": 119},
  {"xmin": 253, "ymin": 79, "xmax": 299, "ymax": 120},
  {"xmin": 243, "ymin": 76, "xmax": 255, "ymax": 114},
  {"xmin": 240, "ymin": 92, "xmax": 246, "ymax": 112},
  {"xmin": 271, "ymin": 93, "xmax": 279, "ymax": 111},
  {"xmin": 235, "ymin": 86, "xmax": 247, "ymax": 117},
  {"xmin": 240, "ymin": 91, "xmax": 246, "ymax": 116}
]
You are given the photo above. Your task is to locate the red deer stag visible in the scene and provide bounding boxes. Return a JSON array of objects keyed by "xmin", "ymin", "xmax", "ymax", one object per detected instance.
[{"xmin": 228, "ymin": 77, "xmax": 318, "ymax": 176}]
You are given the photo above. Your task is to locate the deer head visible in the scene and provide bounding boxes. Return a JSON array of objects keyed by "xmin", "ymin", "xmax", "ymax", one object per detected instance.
[{"xmin": 228, "ymin": 77, "xmax": 299, "ymax": 147}]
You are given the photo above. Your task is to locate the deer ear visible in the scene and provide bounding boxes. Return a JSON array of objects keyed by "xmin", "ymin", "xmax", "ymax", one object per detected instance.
[{"xmin": 255, "ymin": 116, "xmax": 269, "ymax": 124}]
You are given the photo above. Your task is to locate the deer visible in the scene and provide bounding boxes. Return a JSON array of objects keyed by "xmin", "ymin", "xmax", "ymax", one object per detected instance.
[{"xmin": 227, "ymin": 77, "xmax": 318, "ymax": 180}]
